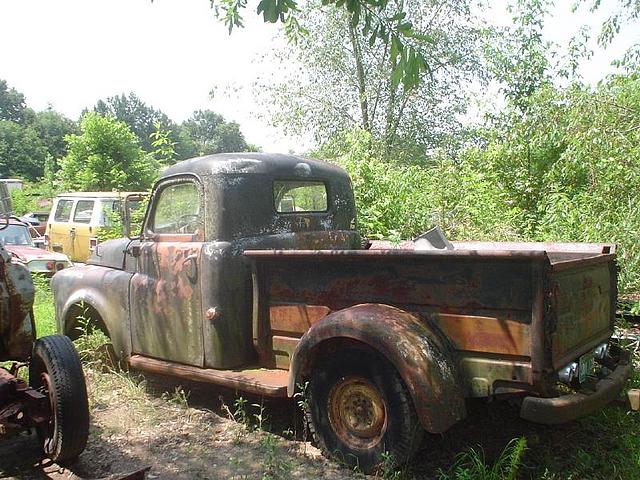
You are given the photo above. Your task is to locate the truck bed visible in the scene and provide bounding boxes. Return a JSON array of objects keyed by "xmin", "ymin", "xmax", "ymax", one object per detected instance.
[{"xmin": 245, "ymin": 241, "xmax": 616, "ymax": 397}]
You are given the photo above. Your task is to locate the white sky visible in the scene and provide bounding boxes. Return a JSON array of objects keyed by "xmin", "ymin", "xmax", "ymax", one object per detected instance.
[{"xmin": 0, "ymin": 1, "xmax": 637, "ymax": 153}]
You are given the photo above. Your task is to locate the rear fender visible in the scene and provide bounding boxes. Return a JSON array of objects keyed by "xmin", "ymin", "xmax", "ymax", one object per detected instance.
[{"xmin": 288, "ymin": 303, "xmax": 466, "ymax": 433}]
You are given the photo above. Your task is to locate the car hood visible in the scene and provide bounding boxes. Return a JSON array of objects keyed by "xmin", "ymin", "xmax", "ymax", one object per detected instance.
[{"xmin": 5, "ymin": 244, "xmax": 71, "ymax": 263}]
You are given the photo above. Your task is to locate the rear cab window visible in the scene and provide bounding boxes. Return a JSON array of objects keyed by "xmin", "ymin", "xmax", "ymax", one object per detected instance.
[{"xmin": 274, "ymin": 181, "xmax": 328, "ymax": 213}]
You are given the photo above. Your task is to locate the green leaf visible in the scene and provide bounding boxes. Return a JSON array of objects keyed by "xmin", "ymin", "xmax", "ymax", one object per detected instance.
[
  {"xmin": 391, "ymin": 61, "xmax": 404, "ymax": 88},
  {"xmin": 256, "ymin": 0, "xmax": 278, "ymax": 23},
  {"xmin": 390, "ymin": 35, "xmax": 403, "ymax": 64}
]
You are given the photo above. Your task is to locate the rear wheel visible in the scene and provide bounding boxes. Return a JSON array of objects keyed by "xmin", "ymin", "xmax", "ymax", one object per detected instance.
[
  {"xmin": 29, "ymin": 335, "xmax": 90, "ymax": 462},
  {"xmin": 306, "ymin": 348, "xmax": 423, "ymax": 473}
]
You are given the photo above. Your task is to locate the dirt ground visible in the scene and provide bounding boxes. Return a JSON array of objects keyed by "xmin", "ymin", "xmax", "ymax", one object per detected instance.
[{"xmin": 0, "ymin": 367, "xmax": 361, "ymax": 480}]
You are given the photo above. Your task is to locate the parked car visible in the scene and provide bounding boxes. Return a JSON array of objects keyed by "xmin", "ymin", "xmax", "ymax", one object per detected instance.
[
  {"xmin": 20, "ymin": 211, "xmax": 50, "ymax": 237},
  {"xmin": 46, "ymin": 192, "xmax": 148, "ymax": 263},
  {"xmin": 51, "ymin": 153, "xmax": 631, "ymax": 472},
  {"xmin": 0, "ymin": 218, "xmax": 72, "ymax": 275}
]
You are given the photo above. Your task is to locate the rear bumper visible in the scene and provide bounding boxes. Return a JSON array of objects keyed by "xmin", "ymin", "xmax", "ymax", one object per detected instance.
[{"xmin": 520, "ymin": 349, "xmax": 632, "ymax": 425}]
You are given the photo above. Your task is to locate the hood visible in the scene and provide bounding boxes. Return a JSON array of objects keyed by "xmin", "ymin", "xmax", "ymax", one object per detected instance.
[
  {"xmin": 5, "ymin": 244, "xmax": 70, "ymax": 263},
  {"xmin": 88, "ymin": 237, "xmax": 132, "ymax": 270}
]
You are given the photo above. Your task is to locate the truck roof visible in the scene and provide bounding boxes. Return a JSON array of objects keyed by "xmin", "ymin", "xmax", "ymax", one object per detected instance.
[
  {"xmin": 55, "ymin": 192, "xmax": 147, "ymax": 199},
  {"xmin": 160, "ymin": 152, "xmax": 347, "ymax": 179}
]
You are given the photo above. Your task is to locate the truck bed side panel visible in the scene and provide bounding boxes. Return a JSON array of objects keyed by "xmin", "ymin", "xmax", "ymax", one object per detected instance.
[{"xmin": 250, "ymin": 252, "xmax": 539, "ymax": 383}]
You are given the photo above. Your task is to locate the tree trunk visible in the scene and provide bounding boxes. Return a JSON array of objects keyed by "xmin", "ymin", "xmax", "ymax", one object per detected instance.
[{"xmin": 348, "ymin": 22, "xmax": 370, "ymax": 132}]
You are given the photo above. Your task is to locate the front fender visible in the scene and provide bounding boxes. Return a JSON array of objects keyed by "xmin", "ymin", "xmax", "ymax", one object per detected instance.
[
  {"xmin": 288, "ymin": 303, "xmax": 466, "ymax": 434},
  {"xmin": 52, "ymin": 265, "xmax": 132, "ymax": 358}
]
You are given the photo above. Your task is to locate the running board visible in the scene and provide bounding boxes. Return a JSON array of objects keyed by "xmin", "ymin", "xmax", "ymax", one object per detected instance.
[{"xmin": 128, "ymin": 355, "xmax": 289, "ymax": 397}]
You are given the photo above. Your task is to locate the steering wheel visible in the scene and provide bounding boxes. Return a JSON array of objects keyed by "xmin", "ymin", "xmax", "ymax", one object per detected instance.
[{"xmin": 176, "ymin": 214, "xmax": 201, "ymax": 233}]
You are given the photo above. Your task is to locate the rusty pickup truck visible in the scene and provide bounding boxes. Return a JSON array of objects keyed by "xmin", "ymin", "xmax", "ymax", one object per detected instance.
[{"xmin": 51, "ymin": 153, "xmax": 631, "ymax": 472}]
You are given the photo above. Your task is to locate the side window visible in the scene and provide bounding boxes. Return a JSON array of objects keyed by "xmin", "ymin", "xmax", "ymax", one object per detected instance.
[
  {"xmin": 54, "ymin": 199, "xmax": 74, "ymax": 222},
  {"xmin": 73, "ymin": 200, "xmax": 95, "ymax": 223},
  {"xmin": 150, "ymin": 182, "xmax": 202, "ymax": 235},
  {"xmin": 274, "ymin": 181, "xmax": 328, "ymax": 213}
]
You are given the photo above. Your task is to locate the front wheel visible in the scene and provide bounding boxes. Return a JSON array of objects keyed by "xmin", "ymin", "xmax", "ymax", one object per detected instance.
[
  {"xmin": 305, "ymin": 348, "xmax": 423, "ymax": 473},
  {"xmin": 29, "ymin": 335, "xmax": 90, "ymax": 462}
]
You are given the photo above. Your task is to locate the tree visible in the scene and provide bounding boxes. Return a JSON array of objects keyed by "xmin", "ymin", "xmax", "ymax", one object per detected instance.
[
  {"xmin": 483, "ymin": 0, "xmax": 554, "ymax": 115},
  {"xmin": 212, "ymin": 0, "xmax": 430, "ymax": 91},
  {"xmin": 58, "ymin": 113, "xmax": 157, "ymax": 191},
  {"xmin": 93, "ymin": 92, "xmax": 178, "ymax": 153},
  {"xmin": 33, "ymin": 109, "xmax": 78, "ymax": 162},
  {"xmin": 181, "ymin": 109, "xmax": 248, "ymax": 155},
  {"xmin": 576, "ymin": 0, "xmax": 640, "ymax": 69},
  {"xmin": 0, "ymin": 120, "xmax": 48, "ymax": 180},
  {"xmin": 260, "ymin": 0, "xmax": 486, "ymax": 156},
  {"xmin": 0, "ymin": 79, "xmax": 33, "ymax": 124}
]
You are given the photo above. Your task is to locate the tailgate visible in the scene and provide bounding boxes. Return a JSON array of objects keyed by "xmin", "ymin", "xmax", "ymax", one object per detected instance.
[{"xmin": 550, "ymin": 256, "xmax": 616, "ymax": 369}]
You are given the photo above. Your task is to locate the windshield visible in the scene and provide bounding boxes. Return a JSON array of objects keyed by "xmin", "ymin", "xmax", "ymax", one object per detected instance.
[{"xmin": 0, "ymin": 224, "xmax": 34, "ymax": 246}]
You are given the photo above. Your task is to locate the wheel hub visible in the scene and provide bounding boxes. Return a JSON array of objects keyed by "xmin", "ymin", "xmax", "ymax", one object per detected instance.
[{"xmin": 328, "ymin": 376, "xmax": 386, "ymax": 449}]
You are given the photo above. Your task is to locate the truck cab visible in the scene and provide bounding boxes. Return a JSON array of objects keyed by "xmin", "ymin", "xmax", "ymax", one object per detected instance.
[{"xmin": 52, "ymin": 153, "xmax": 631, "ymax": 472}]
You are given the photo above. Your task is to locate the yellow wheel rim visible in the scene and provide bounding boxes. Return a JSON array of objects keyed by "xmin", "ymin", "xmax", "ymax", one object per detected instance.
[{"xmin": 327, "ymin": 375, "xmax": 387, "ymax": 450}]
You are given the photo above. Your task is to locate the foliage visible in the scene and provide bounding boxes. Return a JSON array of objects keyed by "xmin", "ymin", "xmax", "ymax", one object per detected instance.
[
  {"xmin": 181, "ymin": 109, "xmax": 248, "ymax": 156},
  {"xmin": 261, "ymin": 0, "xmax": 486, "ymax": 155},
  {"xmin": 576, "ymin": 0, "xmax": 640, "ymax": 69},
  {"xmin": 8, "ymin": 180, "xmax": 57, "ymax": 215},
  {"xmin": 0, "ymin": 120, "xmax": 48, "ymax": 180},
  {"xmin": 437, "ymin": 437, "xmax": 526, "ymax": 480},
  {"xmin": 93, "ymin": 92, "xmax": 179, "ymax": 154},
  {"xmin": 32, "ymin": 109, "xmax": 78, "ymax": 162},
  {"xmin": 150, "ymin": 121, "xmax": 177, "ymax": 166},
  {"xmin": 58, "ymin": 112, "xmax": 158, "ymax": 191},
  {"xmin": 316, "ymin": 129, "xmax": 520, "ymax": 241},
  {"xmin": 0, "ymin": 79, "xmax": 32, "ymax": 124},
  {"xmin": 483, "ymin": 0, "xmax": 554, "ymax": 114},
  {"xmin": 212, "ymin": 0, "xmax": 433, "ymax": 91},
  {"xmin": 0, "ymin": 80, "xmax": 78, "ymax": 181}
]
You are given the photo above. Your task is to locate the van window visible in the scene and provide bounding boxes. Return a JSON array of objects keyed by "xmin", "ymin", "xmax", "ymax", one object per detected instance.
[
  {"xmin": 54, "ymin": 199, "xmax": 74, "ymax": 222},
  {"xmin": 274, "ymin": 181, "xmax": 328, "ymax": 213},
  {"xmin": 73, "ymin": 200, "xmax": 95, "ymax": 223},
  {"xmin": 151, "ymin": 182, "xmax": 201, "ymax": 235}
]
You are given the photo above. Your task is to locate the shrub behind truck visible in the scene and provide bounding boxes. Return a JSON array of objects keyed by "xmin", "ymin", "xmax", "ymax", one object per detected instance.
[{"xmin": 51, "ymin": 152, "xmax": 631, "ymax": 472}]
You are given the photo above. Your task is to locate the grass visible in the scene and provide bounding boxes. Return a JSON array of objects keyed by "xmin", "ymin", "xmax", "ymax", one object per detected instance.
[
  {"xmin": 32, "ymin": 274, "xmax": 56, "ymax": 337},
  {"xmin": 437, "ymin": 437, "xmax": 527, "ymax": 480}
]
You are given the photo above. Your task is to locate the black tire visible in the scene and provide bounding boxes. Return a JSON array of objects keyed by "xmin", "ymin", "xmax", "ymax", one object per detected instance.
[
  {"xmin": 306, "ymin": 348, "xmax": 423, "ymax": 473},
  {"xmin": 29, "ymin": 335, "xmax": 90, "ymax": 462}
]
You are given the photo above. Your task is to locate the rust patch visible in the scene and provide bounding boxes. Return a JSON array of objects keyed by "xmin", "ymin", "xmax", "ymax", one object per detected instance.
[
  {"xmin": 269, "ymin": 304, "xmax": 330, "ymax": 335},
  {"xmin": 433, "ymin": 314, "xmax": 530, "ymax": 356},
  {"xmin": 129, "ymin": 355, "xmax": 288, "ymax": 397}
]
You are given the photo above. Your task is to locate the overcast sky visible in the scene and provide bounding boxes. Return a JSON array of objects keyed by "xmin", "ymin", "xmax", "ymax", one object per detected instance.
[{"xmin": 0, "ymin": 1, "xmax": 636, "ymax": 153}]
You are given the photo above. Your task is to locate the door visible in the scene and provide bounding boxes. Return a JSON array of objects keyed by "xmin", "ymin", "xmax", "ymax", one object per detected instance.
[
  {"xmin": 70, "ymin": 199, "xmax": 95, "ymax": 262},
  {"xmin": 129, "ymin": 178, "xmax": 205, "ymax": 366},
  {"xmin": 47, "ymin": 198, "xmax": 75, "ymax": 258}
]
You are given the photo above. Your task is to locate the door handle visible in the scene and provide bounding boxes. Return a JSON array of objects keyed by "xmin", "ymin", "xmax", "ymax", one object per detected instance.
[{"xmin": 184, "ymin": 253, "xmax": 198, "ymax": 283}]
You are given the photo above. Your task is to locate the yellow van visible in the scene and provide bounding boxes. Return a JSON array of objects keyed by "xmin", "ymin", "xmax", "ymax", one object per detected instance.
[{"xmin": 46, "ymin": 192, "xmax": 147, "ymax": 262}]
